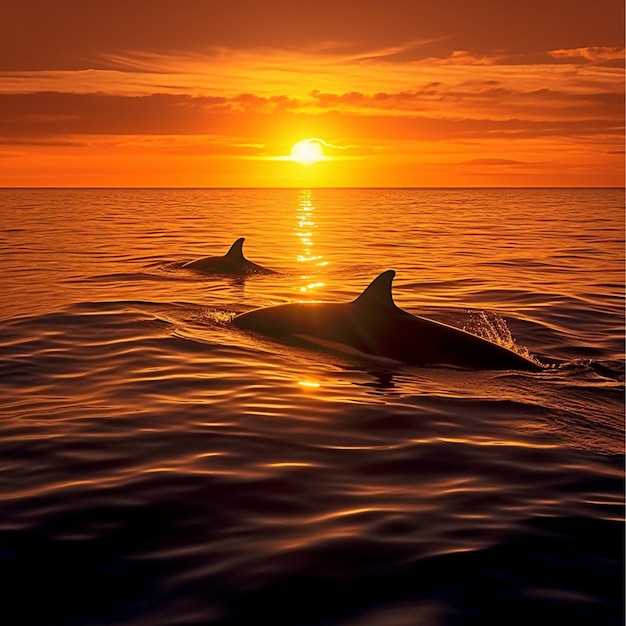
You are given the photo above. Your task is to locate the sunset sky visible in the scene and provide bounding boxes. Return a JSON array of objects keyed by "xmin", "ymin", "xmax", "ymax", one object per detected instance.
[{"xmin": 1, "ymin": 1, "xmax": 624, "ymax": 187}]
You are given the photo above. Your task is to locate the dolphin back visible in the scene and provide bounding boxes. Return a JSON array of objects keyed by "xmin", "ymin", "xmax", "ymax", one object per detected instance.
[
  {"xmin": 353, "ymin": 270, "xmax": 398, "ymax": 309},
  {"xmin": 232, "ymin": 270, "xmax": 542, "ymax": 371},
  {"xmin": 184, "ymin": 237, "xmax": 275, "ymax": 275},
  {"xmin": 225, "ymin": 237, "xmax": 246, "ymax": 260}
]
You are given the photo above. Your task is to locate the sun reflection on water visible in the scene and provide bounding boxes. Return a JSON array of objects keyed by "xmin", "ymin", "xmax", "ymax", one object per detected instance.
[
  {"xmin": 294, "ymin": 190, "xmax": 329, "ymax": 299},
  {"xmin": 295, "ymin": 190, "xmax": 327, "ymax": 276},
  {"xmin": 300, "ymin": 281, "xmax": 325, "ymax": 293},
  {"xmin": 298, "ymin": 381, "xmax": 321, "ymax": 389}
]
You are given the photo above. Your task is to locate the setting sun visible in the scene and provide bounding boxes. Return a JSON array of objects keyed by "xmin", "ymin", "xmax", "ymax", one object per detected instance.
[{"xmin": 291, "ymin": 139, "xmax": 324, "ymax": 166}]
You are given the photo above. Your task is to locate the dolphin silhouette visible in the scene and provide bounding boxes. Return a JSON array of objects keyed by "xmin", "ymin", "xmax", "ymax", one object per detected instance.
[
  {"xmin": 184, "ymin": 237, "xmax": 276, "ymax": 275},
  {"xmin": 233, "ymin": 270, "xmax": 542, "ymax": 371}
]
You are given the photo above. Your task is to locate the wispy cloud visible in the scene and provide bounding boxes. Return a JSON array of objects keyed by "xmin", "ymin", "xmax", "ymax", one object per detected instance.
[
  {"xmin": 549, "ymin": 46, "xmax": 625, "ymax": 63},
  {"xmin": 1, "ymin": 44, "xmax": 622, "ymax": 118}
]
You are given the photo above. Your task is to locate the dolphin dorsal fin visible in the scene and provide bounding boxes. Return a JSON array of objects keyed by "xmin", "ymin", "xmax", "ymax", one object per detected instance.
[
  {"xmin": 225, "ymin": 237, "xmax": 246, "ymax": 259},
  {"xmin": 353, "ymin": 270, "xmax": 397, "ymax": 308}
]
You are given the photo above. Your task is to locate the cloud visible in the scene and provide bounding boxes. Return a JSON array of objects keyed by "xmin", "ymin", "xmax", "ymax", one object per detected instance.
[
  {"xmin": 3, "ymin": 42, "xmax": 621, "ymax": 113},
  {"xmin": 308, "ymin": 81, "xmax": 624, "ymax": 125},
  {"xmin": 458, "ymin": 158, "xmax": 528, "ymax": 166},
  {"xmin": 2, "ymin": 1, "xmax": 623, "ymax": 71},
  {"xmin": 549, "ymin": 47, "xmax": 625, "ymax": 63},
  {"xmin": 0, "ymin": 75, "xmax": 622, "ymax": 156},
  {"xmin": 0, "ymin": 91, "xmax": 309, "ymax": 141}
]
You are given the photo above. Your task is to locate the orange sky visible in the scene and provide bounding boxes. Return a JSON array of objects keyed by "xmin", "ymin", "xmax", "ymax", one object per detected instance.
[{"xmin": 1, "ymin": 1, "xmax": 624, "ymax": 187}]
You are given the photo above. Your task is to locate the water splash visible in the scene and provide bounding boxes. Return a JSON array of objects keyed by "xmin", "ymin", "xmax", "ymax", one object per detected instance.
[
  {"xmin": 463, "ymin": 310, "xmax": 533, "ymax": 360},
  {"xmin": 202, "ymin": 308, "xmax": 236, "ymax": 325}
]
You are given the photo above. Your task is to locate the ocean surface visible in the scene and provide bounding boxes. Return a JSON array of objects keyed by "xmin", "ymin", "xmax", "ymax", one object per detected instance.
[{"xmin": 0, "ymin": 187, "xmax": 623, "ymax": 626}]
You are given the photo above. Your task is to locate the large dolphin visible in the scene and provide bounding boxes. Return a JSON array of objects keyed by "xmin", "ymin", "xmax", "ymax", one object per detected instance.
[
  {"xmin": 184, "ymin": 237, "xmax": 276, "ymax": 275},
  {"xmin": 233, "ymin": 270, "xmax": 542, "ymax": 371}
]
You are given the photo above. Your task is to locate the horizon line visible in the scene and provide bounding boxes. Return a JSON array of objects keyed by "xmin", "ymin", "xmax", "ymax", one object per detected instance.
[{"xmin": 1, "ymin": 185, "xmax": 623, "ymax": 191}]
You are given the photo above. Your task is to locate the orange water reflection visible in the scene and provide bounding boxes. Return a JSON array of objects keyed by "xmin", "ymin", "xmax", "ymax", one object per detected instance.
[
  {"xmin": 298, "ymin": 381, "xmax": 321, "ymax": 389},
  {"xmin": 295, "ymin": 190, "xmax": 327, "ymax": 296}
]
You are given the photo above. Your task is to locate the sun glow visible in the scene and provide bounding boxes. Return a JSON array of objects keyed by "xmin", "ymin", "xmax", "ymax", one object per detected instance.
[{"xmin": 291, "ymin": 139, "xmax": 324, "ymax": 166}]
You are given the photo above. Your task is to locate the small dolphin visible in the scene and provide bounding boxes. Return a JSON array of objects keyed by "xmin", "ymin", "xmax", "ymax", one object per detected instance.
[
  {"xmin": 184, "ymin": 238, "xmax": 276, "ymax": 275},
  {"xmin": 233, "ymin": 270, "xmax": 542, "ymax": 371}
]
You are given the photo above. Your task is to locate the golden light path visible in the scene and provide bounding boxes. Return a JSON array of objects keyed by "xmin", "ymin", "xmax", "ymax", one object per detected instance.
[{"xmin": 294, "ymin": 189, "xmax": 327, "ymax": 298}]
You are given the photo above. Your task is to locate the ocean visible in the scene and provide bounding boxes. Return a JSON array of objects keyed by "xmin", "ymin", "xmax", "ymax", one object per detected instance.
[{"xmin": 0, "ymin": 187, "xmax": 623, "ymax": 625}]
